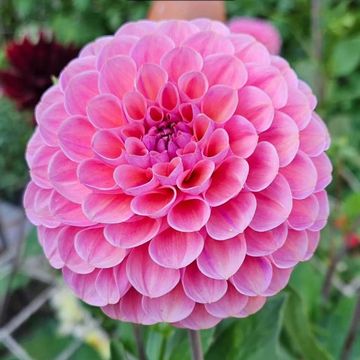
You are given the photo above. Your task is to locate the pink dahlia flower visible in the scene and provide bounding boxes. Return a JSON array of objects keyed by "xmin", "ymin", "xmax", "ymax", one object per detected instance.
[
  {"xmin": 229, "ymin": 17, "xmax": 282, "ymax": 55},
  {"xmin": 24, "ymin": 19, "xmax": 332, "ymax": 330}
]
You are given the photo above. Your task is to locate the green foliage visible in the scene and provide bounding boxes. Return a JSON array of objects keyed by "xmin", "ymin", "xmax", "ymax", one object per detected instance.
[{"xmin": 0, "ymin": 97, "xmax": 32, "ymax": 203}]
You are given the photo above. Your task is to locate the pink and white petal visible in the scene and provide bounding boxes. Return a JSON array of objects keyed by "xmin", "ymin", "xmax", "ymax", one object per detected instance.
[
  {"xmin": 205, "ymin": 156, "xmax": 249, "ymax": 207},
  {"xmin": 87, "ymin": 94, "xmax": 126, "ymax": 129},
  {"xmin": 173, "ymin": 304, "xmax": 221, "ymax": 330},
  {"xmin": 160, "ymin": 46, "xmax": 203, "ymax": 82},
  {"xmin": 114, "ymin": 165, "xmax": 157, "ymax": 196},
  {"xmin": 178, "ymin": 71, "xmax": 208, "ymax": 102},
  {"xmin": 74, "ymin": 227, "xmax": 127, "ymax": 268},
  {"xmin": 182, "ymin": 262, "xmax": 228, "ymax": 303},
  {"xmin": 236, "ymin": 86, "xmax": 274, "ymax": 132},
  {"xmin": 136, "ymin": 63, "xmax": 168, "ymax": 101},
  {"xmin": 58, "ymin": 116, "xmax": 95, "ymax": 162},
  {"xmin": 37, "ymin": 226, "xmax": 64, "ymax": 269},
  {"xmin": 123, "ymin": 91, "xmax": 147, "ymax": 122},
  {"xmin": 250, "ymin": 174, "xmax": 292, "ymax": 232},
  {"xmin": 224, "ymin": 116, "xmax": 258, "ymax": 158},
  {"xmin": 64, "ymin": 71, "xmax": 99, "ymax": 116},
  {"xmin": 263, "ymin": 264, "xmax": 293, "ymax": 296},
  {"xmin": 131, "ymin": 34, "xmax": 175, "ymax": 66},
  {"xmin": 197, "ymin": 234, "xmax": 246, "ymax": 280},
  {"xmin": 167, "ymin": 197, "xmax": 210, "ymax": 233},
  {"xmin": 237, "ymin": 296, "xmax": 267, "ymax": 318},
  {"xmin": 92, "ymin": 130, "xmax": 124, "ymax": 164},
  {"xmin": 303, "ymin": 230, "xmax": 320, "ymax": 260},
  {"xmin": 300, "ymin": 113, "xmax": 331, "ymax": 156},
  {"xmin": 246, "ymin": 142, "xmax": 279, "ymax": 192},
  {"xmin": 99, "ymin": 55, "xmax": 137, "ymax": 99},
  {"xmin": 201, "ymin": 85, "xmax": 238, "ymax": 123},
  {"xmin": 104, "ymin": 216, "xmax": 161, "ymax": 248},
  {"xmin": 205, "ymin": 284, "xmax": 248, "ymax": 318},
  {"xmin": 126, "ymin": 245, "xmax": 180, "ymax": 298},
  {"xmin": 116, "ymin": 20, "xmax": 157, "ymax": 37},
  {"xmin": 158, "ymin": 20, "xmax": 198, "ymax": 46},
  {"xmin": 78, "ymin": 159, "xmax": 117, "ymax": 191},
  {"xmin": 142, "ymin": 284, "xmax": 195, "ymax": 323},
  {"xmin": 83, "ymin": 192, "xmax": 133, "ymax": 224},
  {"xmin": 271, "ymin": 230, "xmax": 308, "ymax": 268},
  {"xmin": 60, "ymin": 56, "xmax": 96, "ymax": 91},
  {"xmin": 280, "ymin": 151, "xmax": 317, "ymax": 200},
  {"xmin": 26, "ymin": 128, "xmax": 44, "ymax": 167},
  {"xmin": 30, "ymin": 146, "xmax": 57, "ymax": 189},
  {"xmin": 131, "ymin": 186, "xmax": 177, "ymax": 218},
  {"xmin": 49, "ymin": 191, "xmax": 94, "ymax": 227},
  {"xmin": 191, "ymin": 19, "xmax": 230, "ymax": 35},
  {"xmin": 231, "ymin": 256, "xmax": 273, "ymax": 296},
  {"xmin": 259, "ymin": 111, "xmax": 299, "ymax": 167},
  {"xmin": 312, "ymin": 153, "xmax": 332, "ymax": 192},
  {"xmin": 245, "ymin": 223, "xmax": 288, "ymax": 256},
  {"xmin": 206, "ymin": 192, "xmax": 256, "ymax": 241},
  {"xmin": 309, "ymin": 191, "xmax": 330, "ymax": 231},
  {"xmin": 203, "ymin": 54, "xmax": 247, "ymax": 89},
  {"xmin": 63, "ymin": 268, "xmax": 106, "ymax": 306},
  {"xmin": 35, "ymin": 85, "xmax": 64, "ymax": 121},
  {"xmin": 247, "ymin": 64, "xmax": 288, "ymax": 109},
  {"xmin": 184, "ymin": 31, "xmax": 234, "ymax": 57},
  {"xmin": 49, "ymin": 151, "xmax": 90, "ymax": 204},
  {"xmin": 288, "ymin": 195, "xmax": 319, "ymax": 231},
  {"xmin": 57, "ymin": 226, "xmax": 95, "ymax": 274},
  {"xmin": 79, "ymin": 36, "xmax": 112, "ymax": 57},
  {"xmin": 149, "ymin": 227, "xmax": 204, "ymax": 269}
]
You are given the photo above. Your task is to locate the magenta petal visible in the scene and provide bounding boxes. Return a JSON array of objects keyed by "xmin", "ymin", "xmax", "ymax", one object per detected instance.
[
  {"xmin": 87, "ymin": 94, "xmax": 126, "ymax": 129},
  {"xmin": 309, "ymin": 191, "xmax": 329, "ymax": 231},
  {"xmin": 197, "ymin": 234, "xmax": 246, "ymax": 280},
  {"xmin": 182, "ymin": 262, "xmax": 228, "ymax": 303},
  {"xmin": 202, "ymin": 128, "xmax": 230, "ymax": 164},
  {"xmin": 126, "ymin": 245, "xmax": 180, "ymax": 298},
  {"xmin": 288, "ymin": 195, "xmax": 319, "ymax": 230},
  {"xmin": 205, "ymin": 156, "xmax": 248, "ymax": 207},
  {"xmin": 99, "ymin": 55, "xmax": 137, "ymax": 98},
  {"xmin": 63, "ymin": 268, "xmax": 106, "ymax": 306},
  {"xmin": 263, "ymin": 263, "xmax": 293, "ymax": 296},
  {"xmin": 57, "ymin": 226, "xmax": 94, "ymax": 274},
  {"xmin": 237, "ymin": 296, "xmax": 267, "ymax": 317},
  {"xmin": 37, "ymin": 226, "xmax": 64, "ymax": 269},
  {"xmin": 280, "ymin": 151, "xmax": 317, "ymax": 200},
  {"xmin": 203, "ymin": 54, "xmax": 247, "ymax": 89},
  {"xmin": 82, "ymin": 192, "xmax": 133, "ymax": 224},
  {"xmin": 201, "ymin": 85, "xmax": 238, "ymax": 123},
  {"xmin": 64, "ymin": 71, "xmax": 99, "ymax": 116},
  {"xmin": 250, "ymin": 174, "xmax": 292, "ymax": 232},
  {"xmin": 312, "ymin": 153, "xmax": 332, "ymax": 192},
  {"xmin": 168, "ymin": 198, "xmax": 210, "ymax": 232},
  {"xmin": 136, "ymin": 63, "xmax": 168, "ymax": 101},
  {"xmin": 49, "ymin": 151, "xmax": 90, "ymax": 204},
  {"xmin": 206, "ymin": 192, "xmax": 256, "ymax": 241},
  {"xmin": 58, "ymin": 116, "xmax": 95, "ymax": 163},
  {"xmin": 158, "ymin": 83, "xmax": 180, "ymax": 112},
  {"xmin": 224, "ymin": 115, "xmax": 258, "ymax": 158},
  {"xmin": 231, "ymin": 256, "xmax": 273, "ymax": 296},
  {"xmin": 205, "ymin": 284, "xmax": 248, "ymax": 318},
  {"xmin": 158, "ymin": 20, "xmax": 198, "ymax": 46},
  {"xmin": 260, "ymin": 111, "xmax": 299, "ymax": 167},
  {"xmin": 142, "ymin": 284, "xmax": 195, "ymax": 322},
  {"xmin": 236, "ymin": 86, "xmax": 274, "ymax": 132},
  {"xmin": 161, "ymin": 46, "xmax": 203, "ymax": 81},
  {"xmin": 149, "ymin": 227, "xmax": 204, "ymax": 269},
  {"xmin": 178, "ymin": 71, "xmax": 208, "ymax": 102},
  {"xmin": 245, "ymin": 223, "xmax": 288, "ymax": 256},
  {"xmin": 246, "ymin": 141, "xmax": 279, "ymax": 192},
  {"xmin": 303, "ymin": 230, "xmax": 320, "ymax": 260},
  {"xmin": 30, "ymin": 146, "xmax": 57, "ymax": 189},
  {"xmin": 271, "ymin": 230, "xmax": 309, "ymax": 268},
  {"xmin": 173, "ymin": 304, "xmax": 221, "ymax": 330},
  {"xmin": 104, "ymin": 216, "xmax": 161, "ymax": 248},
  {"xmin": 74, "ymin": 227, "xmax": 127, "ymax": 268},
  {"xmin": 153, "ymin": 157, "xmax": 183, "ymax": 186},
  {"xmin": 131, "ymin": 186, "xmax": 177, "ymax": 218},
  {"xmin": 92, "ymin": 130, "xmax": 124, "ymax": 164}
]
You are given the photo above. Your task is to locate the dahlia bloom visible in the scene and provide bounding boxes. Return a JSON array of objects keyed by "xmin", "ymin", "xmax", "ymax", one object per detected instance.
[
  {"xmin": 229, "ymin": 17, "xmax": 282, "ymax": 55},
  {"xmin": 0, "ymin": 33, "xmax": 79, "ymax": 110},
  {"xmin": 24, "ymin": 19, "xmax": 332, "ymax": 330}
]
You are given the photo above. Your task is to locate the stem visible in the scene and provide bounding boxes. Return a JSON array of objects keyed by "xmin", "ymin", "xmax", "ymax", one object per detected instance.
[
  {"xmin": 133, "ymin": 324, "xmax": 147, "ymax": 360},
  {"xmin": 340, "ymin": 292, "xmax": 360, "ymax": 360},
  {"xmin": 188, "ymin": 330, "xmax": 203, "ymax": 360}
]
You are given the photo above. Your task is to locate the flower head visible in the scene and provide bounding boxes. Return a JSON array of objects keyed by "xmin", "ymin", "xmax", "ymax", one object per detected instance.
[
  {"xmin": 229, "ymin": 17, "xmax": 282, "ymax": 55},
  {"xmin": 0, "ymin": 33, "xmax": 79, "ymax": 110},
  {"xmin": 24, "ymin": 19, "xmax": 332, "ymax": 330}
]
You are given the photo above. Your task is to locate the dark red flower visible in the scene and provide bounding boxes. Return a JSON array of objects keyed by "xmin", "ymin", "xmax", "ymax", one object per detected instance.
[{"xmin": 0, "ymin": 33, "xmax": 79, "ymax": 110}]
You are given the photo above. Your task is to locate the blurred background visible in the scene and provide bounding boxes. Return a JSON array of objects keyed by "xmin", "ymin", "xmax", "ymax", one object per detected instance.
[{"xmin": 0, "ymin": 0, "xmax": 360, "ymax": 359}]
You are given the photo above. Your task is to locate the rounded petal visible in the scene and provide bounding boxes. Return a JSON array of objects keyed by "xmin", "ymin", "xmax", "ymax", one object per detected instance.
[
  {"xmin": 288, "ymin": 195, "xmax": 320, "ymax": 230},
  {"xmin": 263, "ymin": 264, "xmax": 293, "ymax": 296},
  {"xmin": 312, "ymin": 153, "xmax": 332, "ymax": 192}
]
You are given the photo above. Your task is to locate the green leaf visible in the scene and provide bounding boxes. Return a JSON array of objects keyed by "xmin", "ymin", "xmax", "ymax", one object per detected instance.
[
  {"xmin": 283, "ymin": 287, "xmax": 333, "ymax": 360},
  {"xmin": 331, "ymin": 36, "xmax": 360, "ymax": 76},
  {"xmin": 205, "ymin": 294, "xmax": 287, "ymax": 360},
  {"xmin": 110, "ymin": 340, "xmax": 128, "ymax": 360}
]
